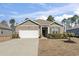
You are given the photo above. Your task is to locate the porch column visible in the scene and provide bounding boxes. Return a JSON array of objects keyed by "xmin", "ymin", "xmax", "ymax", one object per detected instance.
[
  {"xmin": 48, "ymin": 27, "xmax": 50, "ymax": 34},
  {"xmin": 40, "ymin": 26, "xmax": 43, "ymax": 37}
]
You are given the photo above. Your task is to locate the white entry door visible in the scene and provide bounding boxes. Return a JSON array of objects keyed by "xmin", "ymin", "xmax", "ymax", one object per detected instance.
[{"xmin": 19, "ymin": 30, "xmax": 39, "ymax": 38}]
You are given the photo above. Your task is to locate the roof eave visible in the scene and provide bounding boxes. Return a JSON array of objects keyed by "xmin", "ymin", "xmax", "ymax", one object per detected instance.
[{"xmin": 16, "ymin": 20, "xmax": 40, "ymax": 27}]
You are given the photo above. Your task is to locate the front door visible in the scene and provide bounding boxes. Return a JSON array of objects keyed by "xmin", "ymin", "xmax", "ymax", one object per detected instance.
[{"xmin": 42, "ymin": 27, "xmax": 48, "ymax": 37}]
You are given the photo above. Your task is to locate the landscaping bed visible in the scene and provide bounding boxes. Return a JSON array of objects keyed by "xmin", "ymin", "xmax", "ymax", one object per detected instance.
[{"xmin": 0, "ymin": 35, "xmax": 12, "ymax": 42}]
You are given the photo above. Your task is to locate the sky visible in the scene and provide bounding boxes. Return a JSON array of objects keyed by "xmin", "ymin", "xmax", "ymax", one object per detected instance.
[{"xmin": 0, "ymin": 3, "xmax": 79, "ymax": 24}]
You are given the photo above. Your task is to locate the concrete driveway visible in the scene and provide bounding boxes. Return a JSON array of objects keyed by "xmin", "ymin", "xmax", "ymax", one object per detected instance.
[{"xmin": 0, "ymin": 38, "xmax": 39, "ymax": 56}]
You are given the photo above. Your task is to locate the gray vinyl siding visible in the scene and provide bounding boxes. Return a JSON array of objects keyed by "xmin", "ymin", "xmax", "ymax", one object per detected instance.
[
  {"xmin": 50, "ymin": 23, "xmax": 64, "ymax": 34},
  {"xmin": 50, "ymin": 27, "xmax": 60, "ymax": 34},
  {"xmin": 67, "ymin": 28, "xmax": 79, "ymax": 36},
  {"xmin": 0, "ymin": 29, "xmax": 12, "ymax": 36}
]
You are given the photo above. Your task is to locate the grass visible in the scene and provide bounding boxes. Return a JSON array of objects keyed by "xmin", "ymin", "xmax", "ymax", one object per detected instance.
[{"xmin": 38, "ymin": 38, "xmax": 79, "ymax": 56}]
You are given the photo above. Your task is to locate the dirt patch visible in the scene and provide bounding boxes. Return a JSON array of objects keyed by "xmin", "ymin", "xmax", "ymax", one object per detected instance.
[{"xmin": 38, "ymin": 38, "xmax": 79, "ymax": 56}]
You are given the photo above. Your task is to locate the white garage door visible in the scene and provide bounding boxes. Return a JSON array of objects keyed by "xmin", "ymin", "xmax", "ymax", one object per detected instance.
[{"xmin": 19, "ymin": 30, "xmax": 39, "ymax": 38}]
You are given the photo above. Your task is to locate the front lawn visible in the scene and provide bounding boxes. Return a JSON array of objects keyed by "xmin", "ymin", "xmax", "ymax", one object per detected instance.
[{"xmin": 38, "ymin": 38, "xmax": 79, "ymax": 56}]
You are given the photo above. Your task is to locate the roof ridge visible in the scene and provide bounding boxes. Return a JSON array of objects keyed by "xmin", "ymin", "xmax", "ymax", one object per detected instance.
[{"xmin": 16, "ymin": 19, "xmax": 40, "ymax": 27}]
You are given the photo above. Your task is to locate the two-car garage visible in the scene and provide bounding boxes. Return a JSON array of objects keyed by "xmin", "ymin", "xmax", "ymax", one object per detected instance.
[
  {"xmin": 19, "ymin": 30, "xmax": 39, "ymax": 38},
  {"xmin": 16, "ymin": 20, "xmax": 40, "ymax": 38}
]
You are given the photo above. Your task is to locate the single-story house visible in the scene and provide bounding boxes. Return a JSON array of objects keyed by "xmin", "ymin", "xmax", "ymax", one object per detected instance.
[
  {"xmin": 16, "ymin": 19, "xmax": 64, "ymax": 38},
  {"xmin": 0, "ymin": 23, "xmax": 12, "ymax": 41},
  {"xmin": 66, "ymin": 24, "xmax": 79, "ymax": 36}
]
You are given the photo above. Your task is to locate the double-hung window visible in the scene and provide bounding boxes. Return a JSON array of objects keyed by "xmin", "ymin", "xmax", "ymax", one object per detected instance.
[{"xmin": 52, "ymin": 27, "xmax": 60, "ymax": 34}]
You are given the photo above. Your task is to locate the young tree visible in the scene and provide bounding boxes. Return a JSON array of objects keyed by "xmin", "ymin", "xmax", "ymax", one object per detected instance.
[
  {"xmin": 62, "ymin": 18, "xmax": 67, "ymax": 25},
  {"xmin": 25, "ymin": 18, "xmax": 30, "ymax": 21},
  {"xmin": 62, "ymin": 18, "xmax": 69, "ymax": 32},
  {"xmin": 71, "ymin": 15, "xmax": 79, "ymax": 25},
  {"xmin": 9, "ymin": 19, "xmax": 15, "ymax": 25},
  {"xmin": 47, "ymin": 15, "xmax": 55, "ymax": 22},
  {"xmin": 9, "ymin": 19, "xmax": 16, "ymax": 34}
]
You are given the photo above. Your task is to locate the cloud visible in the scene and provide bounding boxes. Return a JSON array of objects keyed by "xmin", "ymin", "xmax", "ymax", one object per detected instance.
[
  {"xmin": 10, "ymin": 4, "xmax": 79, "ymax": 23},
  {"xmin": 55, "ymin": 14, "xmax": 73, "ymax": 23},
  {"xmin": 10, "ymin": 11, "xmax": 18, "ymax": 15},
  {"xmin": 38, "ymin": 3, "xmax": 52, "ymax": 9},
  {"xmin": 74, "ymin": 8, "xmax": 79, "ymax": 15},
  {"xmin": 0, "ymin": 14, "xmax": 5, "ymax": 17},
  {"xmin": 35, "ymin": 15, "xmax": 47, "ymax": 20},
  {"xmin": 39, "ymin": 3, "xmax": 47, "ymax": 6},
  {"xmin": 12, "ymin": 4, "xmax": 78, "ymax": 15}
]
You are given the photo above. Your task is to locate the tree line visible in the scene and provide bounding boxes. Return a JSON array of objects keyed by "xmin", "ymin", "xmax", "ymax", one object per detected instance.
[{"xmin": 62, "ymin": 15, "xmax": 79, "ymax": 28}]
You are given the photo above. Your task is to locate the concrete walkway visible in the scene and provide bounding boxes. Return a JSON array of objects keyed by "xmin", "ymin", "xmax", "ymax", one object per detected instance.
[{"xmin": 0, "ymin": 38, "xmax": 39, "ymax": 56}]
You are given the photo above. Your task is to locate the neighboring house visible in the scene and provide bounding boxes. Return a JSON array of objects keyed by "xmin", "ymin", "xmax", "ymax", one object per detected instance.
[
  {"xmin": 0, "ymin": 23, "xmax": 12, "ymax": 41},
  {"xmin": 66, "ymin": 24, "xmax": 79, "ymax": 36},
  {"xmin": 16, "ymin": 19, "xmax": 64, "ymax": 38}
]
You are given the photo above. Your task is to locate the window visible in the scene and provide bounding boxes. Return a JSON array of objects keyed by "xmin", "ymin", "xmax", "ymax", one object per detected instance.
[
  {"xmin": 51, "ymin": 27, "xmax": 60, "ymax": 34},
  {"xmin": 1, "ymin": 30, "xmax": 3, "ymax": 34}
]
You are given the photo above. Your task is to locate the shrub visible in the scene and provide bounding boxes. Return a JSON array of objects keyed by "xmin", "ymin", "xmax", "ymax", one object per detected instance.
[
  {"xmin": 66, "ymin": 32, "xmax": 75, "ymax": 37},
  {"xmin": 12, "ymin": 34, "xmax": 19, "ymax": 38},
  {"xmin": 47, "ymin": 33, "xmax": 68, "ymax": 39},
  {"xmin": 74, "ymin": 35, "xmax": 79, "ymax": 38}
]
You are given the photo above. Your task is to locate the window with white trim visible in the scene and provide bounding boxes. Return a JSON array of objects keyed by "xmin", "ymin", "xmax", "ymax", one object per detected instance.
[{"xmin": 51, "ymin": 27, "xmax": 60, "ymax": 34}]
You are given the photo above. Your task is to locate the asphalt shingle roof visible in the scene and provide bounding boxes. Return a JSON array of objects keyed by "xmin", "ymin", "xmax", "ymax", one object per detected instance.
[
  {"xmin": 0, "ymin": 23, "xmax": 11, "ymax": 30},
  {"xmin": 35, "ymin": 19, "xmax": 52, "ymax": 25}
]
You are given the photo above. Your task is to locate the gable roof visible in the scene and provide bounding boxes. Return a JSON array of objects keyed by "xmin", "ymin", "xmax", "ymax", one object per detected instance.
[
  {"xmin": 35, "ymin": 19, "xmax": 63, "ymax": 27},
  {"xmin": 0, "ymin": 23, "xmax": 11, "ymax": 30},
  {"xmin": 16, "ymin": 19, "xmax": 63, "ymax": 27},
  {"xmin": 50, "ymin": 21, "xmax": 63, "ymax": 27},
  {"xmin": 16, "ymin": 20, "xmax": 40, "ymax": 27},
  {"xmin": 35, "ymin": 19, "xmax": 52, "ymax": 25}
]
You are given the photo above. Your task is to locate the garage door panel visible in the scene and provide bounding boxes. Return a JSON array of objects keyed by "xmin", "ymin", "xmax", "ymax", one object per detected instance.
[{"xmin": 19, "ymin": 30, "xmax": 39, "ymax": 38}]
